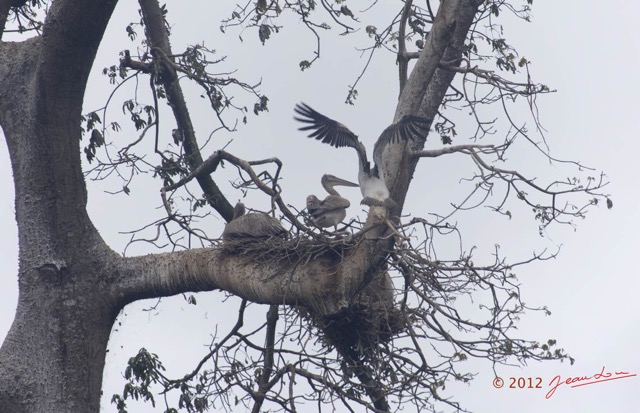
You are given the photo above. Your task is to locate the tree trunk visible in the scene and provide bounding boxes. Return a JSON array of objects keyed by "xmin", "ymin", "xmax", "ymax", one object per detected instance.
[{"xmin": 0, "ymin": 1, "xmax": 120, "ymax": 411}]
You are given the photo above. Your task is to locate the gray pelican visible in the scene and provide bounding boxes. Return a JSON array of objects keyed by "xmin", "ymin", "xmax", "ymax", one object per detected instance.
[
  {"xmin": 306, "ymin": 174, "xmax": 359, "ymax": 231},
  {"xmin": 222, "ymin": 202, "xmax": 288, "ymax": 241},
  {"xmin": 294, "ymin": 103, "xmax": 431, "ymax": 208}
]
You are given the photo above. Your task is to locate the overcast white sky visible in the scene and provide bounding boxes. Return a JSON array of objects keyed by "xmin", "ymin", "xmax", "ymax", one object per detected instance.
[{"xmin": 1, "ymin": 1, "xmax": 639, "ymax": 412}]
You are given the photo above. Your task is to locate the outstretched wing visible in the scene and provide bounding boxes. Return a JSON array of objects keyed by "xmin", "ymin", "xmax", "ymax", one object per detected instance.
[
  {"xmin": 377, "ymin": 115, "xmax": 432, "ymax": 148},
  {"xmin": 373, "ymin": 115, "xmax": 432, "ymax": 169},
  {"xmin": 294, "ymin": 103, "xmax": 360, "ymax": 149}
]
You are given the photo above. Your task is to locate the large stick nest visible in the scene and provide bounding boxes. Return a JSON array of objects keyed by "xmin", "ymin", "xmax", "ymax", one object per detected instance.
[
  {"xmin": 299, "ymin": 299, "xmax": 407, "ymax": 357},
  {"xmin": 223, "ymin": 234, "xmax": 406, "ymax": 353}
]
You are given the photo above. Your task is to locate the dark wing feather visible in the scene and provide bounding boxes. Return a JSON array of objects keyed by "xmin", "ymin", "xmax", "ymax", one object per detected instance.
[
  {"xmin": 377, "ymin": 115, "xmax": 432, "ymax": 147},
  {"xmin": 306, "ymin": 195, "xmax": 322, "ymax": 215},
  {"xmin": 308, "ymin": 196, "xmax": 350, "ymax": 218},
  {"xmin": 373, "ymin": 115, "xmax": 432, "ymax": 171},
  {"xmin": 318, "ymin": 196, "xmax": 350, "ymax": 214},
  {"xmin": 294, "ymin": 103, "xmax": 359, "ymax": 149}
]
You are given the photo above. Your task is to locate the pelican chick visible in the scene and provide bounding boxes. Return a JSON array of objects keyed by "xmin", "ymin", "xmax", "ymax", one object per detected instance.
[
  {"xmin": 222, "ymin": 202, "xmax": 288, "ymax": 241},
  {"xmin": 306, "ymin": 174, "xmax": 358, "ymax": 231}
]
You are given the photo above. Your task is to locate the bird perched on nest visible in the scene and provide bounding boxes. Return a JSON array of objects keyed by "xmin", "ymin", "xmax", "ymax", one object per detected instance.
[
  {"xmin": 294, "ymin": 102, "xmax": 431, "ymax": 208},
  {"xmin": 222, "ymin": 202, "xmax": 288, "ymax": 241},
  {"xmin": 306, "ymin": 174, "xmax": 359, "ymax": 232}
]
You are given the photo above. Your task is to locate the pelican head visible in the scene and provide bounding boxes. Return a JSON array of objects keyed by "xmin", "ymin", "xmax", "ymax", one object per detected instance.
[{"xmin": 321, "ymin": 174, "xmax": 359, "ymax": 195}]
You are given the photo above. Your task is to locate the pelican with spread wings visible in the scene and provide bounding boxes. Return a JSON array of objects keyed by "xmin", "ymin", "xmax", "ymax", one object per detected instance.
[{"xmin": 294, "ymin": 103, "xmax": 431, "ymax": 208}]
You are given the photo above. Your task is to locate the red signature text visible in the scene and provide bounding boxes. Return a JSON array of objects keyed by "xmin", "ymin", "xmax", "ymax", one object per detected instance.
[{"xmin": 546, "ymin": 366, "xmax": 636, "ymax": 399}]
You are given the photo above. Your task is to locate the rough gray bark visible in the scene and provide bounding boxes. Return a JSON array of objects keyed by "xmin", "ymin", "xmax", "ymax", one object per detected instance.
[
  {"xmin": 0, "ymin": 0, "xmax": 482, "ymax": 411},
  {"xmin": 0, "ymin": 1, "xmax": 120, "ymax": 410},
  {"xmin": 385, "ymin": 0, "xmax": 484, "ymax": 213}
]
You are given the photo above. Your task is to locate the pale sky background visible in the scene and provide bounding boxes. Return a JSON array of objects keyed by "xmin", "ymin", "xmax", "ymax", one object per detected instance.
[{"xmin": 1, "ymin": 1, "xmax": 639, "ymax": 412}]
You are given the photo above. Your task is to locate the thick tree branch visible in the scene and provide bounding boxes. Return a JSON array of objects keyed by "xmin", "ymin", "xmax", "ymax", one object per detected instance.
[
  {"xmin": 395, "ymin": 0, "xmax": 461, "ymax": 118},
  {"xmin": 385, "ymin": 0, "xmax": 483, "ymax": 215},
  {"xmin": 139, "ymin": 0, "xmax": 234, "ymax": 222},
  {"xmin": 40, "ymin": 0, "xmax": 119, "ymax": 106},
  {"xmin": 415, "ymin": 1, "xmax": 484, "ymax": 120},
  {"xmin": 0, "ymin": 0, "xmax": 121, "ymax": 256},
  {"xmin": 2, "ymin": 0, "xmax": 120, "ymax": 206},
  {"xmin": 115, "ymin": 242, "xmax": 370, "ymax": 317},
  {"xmin": 377, "ymin": 0, "xmax": 466, "ymax": 217}
]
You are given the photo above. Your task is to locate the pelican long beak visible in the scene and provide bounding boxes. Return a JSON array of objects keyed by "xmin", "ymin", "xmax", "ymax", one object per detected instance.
[{"xmin": 331, "ymin": 176, "xmax": 359, "ymax": 187}]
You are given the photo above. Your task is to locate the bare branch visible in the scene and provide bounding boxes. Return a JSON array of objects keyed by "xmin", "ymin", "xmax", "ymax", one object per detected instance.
[
  {"xmin": 396, "ymin": 0, "xmax": 413, "ymax": 94},
  {"xmin": 412, "ymin": 143, "xmax": 499, "ymax": 158},
  {"xmin": 251, "ymin": 304, "xmax": 278, "ymax": 413}
]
